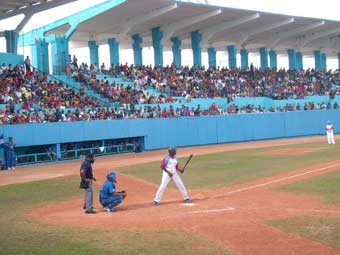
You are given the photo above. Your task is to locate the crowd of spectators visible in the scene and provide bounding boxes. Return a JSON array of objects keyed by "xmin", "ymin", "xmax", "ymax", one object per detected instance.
[
  {"xmin": 2, "ymin": 98, "xmax": 340, "ymax": 125},
  {"xmin": 67, "ymin": 60, "xmax": 179, "ymax": 105},
  {"xmin": 2, "ymin": 59, "xmax": 340, "ymax": 124},
  {"xmin": 68, "ymin": 62, "xmax": 340, "ymax": 104},
  {"xmin": 0, "ymin": 62, "xmax": 103, "ymax": 124},
  {"xmin": 101, "ymin": 64, "xmax": 340, "ymax": 101}
]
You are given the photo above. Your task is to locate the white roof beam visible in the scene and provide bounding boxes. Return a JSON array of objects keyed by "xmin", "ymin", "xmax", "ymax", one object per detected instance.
[
  {"xmin": 15, "ymin": 14, "xmax": 32, "ymax": 33},
  {"xmin": 302, "ymin": 27, "xmax": 340, "ymax": 47},
  {"xmin": 209, "ymin": 40, "xmax": 237, "ymax": 49},
  {"xmin": 238, "ymin": 17, "xmax": 295, "ymax": 47},
  {"xmin": 267, "ymin": 21, "xmax": 325, "ymax": 49},
  {"xmin": 309, "ymin": 35, "xmax": 340, "ymax": 51},
  {"xmin": 162, "ymin": 8, "xmax": 222, "ymax": 42},
  {"xmin": 72, "ymin": 31, "xmax": 122, "ymax": 44},
  {"xmin": 329, "ymin": 36, "xmax": 340, "ymax": 49},
  {"xmin": 122, "ymin": 3, "xmax": 178, "ymax": 36},
  {"xmin": 201, "ymin": 13, "xmax": 261, "ymax": 45}
]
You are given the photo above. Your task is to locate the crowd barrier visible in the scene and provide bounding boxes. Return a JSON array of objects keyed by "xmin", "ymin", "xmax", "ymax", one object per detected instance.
[{"xmin": 1, "ymin": 110, "xmax": 338, "ymax": 150}]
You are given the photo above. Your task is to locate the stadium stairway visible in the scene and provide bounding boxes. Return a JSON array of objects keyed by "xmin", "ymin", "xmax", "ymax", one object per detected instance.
[
  {"xmin": 51, "ymin": 74, "xmax": 111, "ymax": 104},
  {"xmin": 96, "ymin": 74, "xmax": 135, "ymax": 88},
  {"xmin": 96, "ymin": 74, "xmax": 164, "ymax": 97}
]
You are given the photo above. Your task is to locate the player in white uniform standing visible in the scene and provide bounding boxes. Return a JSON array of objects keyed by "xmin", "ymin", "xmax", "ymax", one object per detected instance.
[
  {"xmin": 326, "ymin": 121, "xmax": 335, "ymax": 144},
  {"xmin": 153, "ymin": 147, "xmax": 191, "ymax": 205}
]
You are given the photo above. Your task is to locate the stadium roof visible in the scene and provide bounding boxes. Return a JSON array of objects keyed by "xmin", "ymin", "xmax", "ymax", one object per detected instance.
[
  {"xmin": 0, "ymin": 0, "xmax": 77, "ymax": 33},
  {"xmin": 19, "ymin": 0, "xmax": 340, "ymax": 57}
]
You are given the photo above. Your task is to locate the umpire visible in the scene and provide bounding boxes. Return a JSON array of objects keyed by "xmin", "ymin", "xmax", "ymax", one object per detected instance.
[{"xmin": 80, "ymin": 153, "xmax": 96, "ymax": 214}]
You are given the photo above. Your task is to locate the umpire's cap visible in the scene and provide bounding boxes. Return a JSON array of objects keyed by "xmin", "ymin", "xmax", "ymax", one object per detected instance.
[
  {"xmin": 168, "ymin": 147, "xmax": 176, "ymax": 156},
  {"xmin": 107, "ymin": 171, "xmax": 117, "ymax": 182}
]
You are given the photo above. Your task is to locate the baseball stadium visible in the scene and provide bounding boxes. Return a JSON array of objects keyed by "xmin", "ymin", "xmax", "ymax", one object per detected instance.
[{"xmin": 1, "ymin": 0, "xmax": 340, "ymax": 254}]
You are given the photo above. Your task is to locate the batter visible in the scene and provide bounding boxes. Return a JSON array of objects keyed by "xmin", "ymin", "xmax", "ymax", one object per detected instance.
[{"xmin": 153, "ymin": 147, "xmax": 191, "ymax": 205}]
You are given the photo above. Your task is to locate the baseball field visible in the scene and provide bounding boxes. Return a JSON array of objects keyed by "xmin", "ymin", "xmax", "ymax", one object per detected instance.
[{"xmin": 1, "ymin": 136, "xmax": 340, "ymax": 255}]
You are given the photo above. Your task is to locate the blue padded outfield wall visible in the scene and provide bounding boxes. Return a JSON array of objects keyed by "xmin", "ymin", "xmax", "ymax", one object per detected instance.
[{"xmin": 1, "ymin": 110, "xmax": 339, "ymax": 151}]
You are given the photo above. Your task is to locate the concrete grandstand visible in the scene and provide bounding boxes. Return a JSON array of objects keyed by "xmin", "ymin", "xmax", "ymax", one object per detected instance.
[{"xmin": 14, "ymin": 0, "xmax": 340, "ymax": 72}]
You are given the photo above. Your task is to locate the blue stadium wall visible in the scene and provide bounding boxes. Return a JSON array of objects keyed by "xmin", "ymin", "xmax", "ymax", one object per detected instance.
[
  {"xmin": 0, "ymin": 53, "xmax": 24, "ymax": 66},
  {"xmin": 1, "ymin": 111, "xmax": 338, "ymax": 151}
]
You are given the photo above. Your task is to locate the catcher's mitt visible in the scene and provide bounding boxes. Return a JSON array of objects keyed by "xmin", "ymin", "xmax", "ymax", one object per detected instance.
[{"xmin": 119, "ymin": 190, "xmax": 127, "ymax": 198}]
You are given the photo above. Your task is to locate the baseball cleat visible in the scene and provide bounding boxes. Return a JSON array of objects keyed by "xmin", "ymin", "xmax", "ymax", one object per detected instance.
[
  {"xmin": 85, "ymin": 210, "xmax": 96, "ymax": 214},
  {"xmin": 153, "ymin": 201, "xmax": 160, "ymax": 206},
  {"xmin": 184, "ymin": 198, "xmax": 192, "ymax": 203}
]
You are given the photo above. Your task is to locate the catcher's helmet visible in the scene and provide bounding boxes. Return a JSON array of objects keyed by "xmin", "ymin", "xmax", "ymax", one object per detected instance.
[
  {"xmin": 107, "ymin": 171, "xmax": 117, "ymax": 182},
  {"xmin": 168, "ymin": 147, "xmax": 176, "ymax": 156}
]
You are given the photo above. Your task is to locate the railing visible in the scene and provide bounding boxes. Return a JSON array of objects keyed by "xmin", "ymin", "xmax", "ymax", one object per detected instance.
[
  {"xmin": 16, "ymin": 144, "xmax": 136, "ymax": 165},
  {"xmin": 61, "ymin": 144, "xmax": 135, "ymax": 160},
  {"xmin": 17, "ymin": 152, "xmax": 56, "ymax": 165}
]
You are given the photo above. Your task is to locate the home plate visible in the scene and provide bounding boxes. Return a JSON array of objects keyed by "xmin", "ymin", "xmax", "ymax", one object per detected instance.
[{"xmin": 181, "ymin": 203, "xmax": 196, "ymax": 206}]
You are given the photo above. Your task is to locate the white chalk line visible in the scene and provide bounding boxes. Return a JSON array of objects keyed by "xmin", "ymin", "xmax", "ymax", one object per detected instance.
[
  {"xmin": 162, "ymin": 162, "xmax": 340, "ymax": 216},
  {"xmin": 179, "ymin": 163, "xmax": 340, "ymax": 216},
  {"xmin": 216, "ymin": 162, "xmax": 340, "ymax": 197}
]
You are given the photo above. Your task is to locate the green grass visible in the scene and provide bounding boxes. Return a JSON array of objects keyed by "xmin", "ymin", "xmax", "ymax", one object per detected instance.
[
  {"xmin": 268, "ymin": 168, "xmax": 340, "ymax": 251},
  {"xmin": 275, "ymin": 171, "xmax": 340, "ymax": 206},
  {"xmin": 0, "ymin": 176, "xmax": 230, "ymax": 255},
  {"xmin": 268, "ymin": 216, "xmax": 340, "ymax": 251},
  {"xmin": 119, "ymin": 142, "xmax": 340, "ymax": 189},
  {"xmin": 1, "ymin": 141, "xmax": 339, "ymax": 255}
]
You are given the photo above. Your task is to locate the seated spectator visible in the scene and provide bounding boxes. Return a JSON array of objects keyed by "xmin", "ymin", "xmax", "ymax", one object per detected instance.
[{"xmin": 46, "ymin": 146, "xmax": 57, "ymax": 160}]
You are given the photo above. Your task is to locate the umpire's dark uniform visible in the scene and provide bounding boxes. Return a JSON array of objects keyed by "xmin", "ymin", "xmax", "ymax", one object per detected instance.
[{"xmin": 80, "ymin": 154, "xmax": 96, "ymax": 214}]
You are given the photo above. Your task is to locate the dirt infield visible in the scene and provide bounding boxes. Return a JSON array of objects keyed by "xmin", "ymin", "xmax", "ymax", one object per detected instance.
[{"xmin": 2, "ymin": 136, "xmax": 340, "ymax": 255}]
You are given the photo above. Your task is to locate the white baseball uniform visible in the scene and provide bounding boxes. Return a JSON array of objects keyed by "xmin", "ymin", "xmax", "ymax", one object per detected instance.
[
  {"xmin": 154, "ymin": 155, "xmax": 189, "ymax": 203},
  {"xmin": 326, "ymin": 123, "xmax": 335, "ymax": 144}
]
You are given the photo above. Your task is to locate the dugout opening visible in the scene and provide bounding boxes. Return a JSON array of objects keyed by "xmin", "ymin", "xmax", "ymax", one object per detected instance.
[{"xmin": 12, "ymin": 136, "xmax": 144, "ymax": 166}]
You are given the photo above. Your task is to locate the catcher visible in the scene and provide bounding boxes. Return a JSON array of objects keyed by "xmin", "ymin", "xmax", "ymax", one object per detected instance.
[{"xmin": 99, "ymin": 171, "xmax": 127, "ymax": 212}]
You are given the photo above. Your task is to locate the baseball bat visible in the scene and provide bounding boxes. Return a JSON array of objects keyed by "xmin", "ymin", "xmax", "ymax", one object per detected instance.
[{"xmin": 181, "ymin": 154, "xmax": 193, "ymax": 173}]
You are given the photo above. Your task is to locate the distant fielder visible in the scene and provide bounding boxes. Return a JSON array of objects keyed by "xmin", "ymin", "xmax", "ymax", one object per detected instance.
[
  {"xmin": 153, "ymin": 147, "xmax": 191, "ymax": 205},
  {"xmin": 326, "ymin": 121, "xmax": 335, "ymax": 144}
]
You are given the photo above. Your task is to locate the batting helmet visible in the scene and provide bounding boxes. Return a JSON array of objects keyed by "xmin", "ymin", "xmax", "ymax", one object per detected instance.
[
  {"xmin": 168, "ymin": 147, "xmax": 176, "ymax": 156},
  {"xmin": 106, "ymin": 171, "xmax": 117, "ymax": 182}
]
